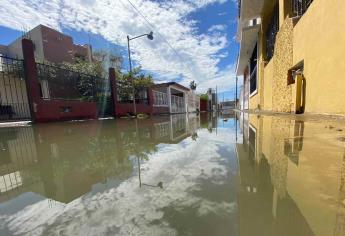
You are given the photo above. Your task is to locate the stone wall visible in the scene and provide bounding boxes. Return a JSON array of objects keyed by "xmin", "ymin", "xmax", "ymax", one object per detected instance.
[{"xmin": 272, "ymin": 18, "xmax": 294, "ymax": 112}]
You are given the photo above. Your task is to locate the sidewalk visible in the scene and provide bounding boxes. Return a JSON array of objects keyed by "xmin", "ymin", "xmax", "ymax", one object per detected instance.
[
  {"xmin": 0, "ymin": 121, "xmax": 32, "ymax": 128},
  {"xmin": 234, "ymin": 109, "xmax": 345, "ymax": 122}
]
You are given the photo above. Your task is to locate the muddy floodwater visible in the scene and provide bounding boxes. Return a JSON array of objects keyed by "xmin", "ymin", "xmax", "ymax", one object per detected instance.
[{"xmin": 0, "ymin": 112, "xmax": 344, "ymax": 236}]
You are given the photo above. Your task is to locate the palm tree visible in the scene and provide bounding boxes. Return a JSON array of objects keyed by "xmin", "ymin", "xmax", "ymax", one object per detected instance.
[{"xmin": 189, "ymin": 80, "xmax": 197, "ymax": 90}]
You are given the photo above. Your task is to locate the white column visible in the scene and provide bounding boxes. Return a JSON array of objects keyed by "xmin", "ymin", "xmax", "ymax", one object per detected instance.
[
  {"xmin": 167, "ymin": 86, "xmax": 172, "ymax": 114},
  {"xmin": 184, "ymin": 91, "xmax": 188, "ymax": 113}
]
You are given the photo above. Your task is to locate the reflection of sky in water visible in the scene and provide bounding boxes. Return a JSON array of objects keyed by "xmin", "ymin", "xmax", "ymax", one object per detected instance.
[{"xmin": 0, "ymin": 127, "xmax": 238, "ymax": 236}]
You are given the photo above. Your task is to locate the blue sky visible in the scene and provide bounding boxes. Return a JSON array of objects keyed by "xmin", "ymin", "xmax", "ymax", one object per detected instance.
[{"xmin": 0, "ymin": 0, "xmax": 240, "ymax": 101}]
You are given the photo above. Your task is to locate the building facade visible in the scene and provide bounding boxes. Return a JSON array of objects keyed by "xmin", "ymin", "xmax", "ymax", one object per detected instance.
[
  {"xmin": 0, "ymin": 25, "xmax": 92, "ymax": 64},
  {"xmin": 207, "ymin": 88, "xmax": 217, "ymax": 111},
  {"xmin": 151, "ymin": 82, "xmax": 191, "ymax": 114},
  {"xmin": 236, "ymin": 0, "xmax": 345, "ymax": 115},
  {"xmin": 187, "ymin": 90, "xmax": 200, "ymax": 113},
  {"xmin": 220, "ymin": 101, "xmax": 236, "ymax": 110}
]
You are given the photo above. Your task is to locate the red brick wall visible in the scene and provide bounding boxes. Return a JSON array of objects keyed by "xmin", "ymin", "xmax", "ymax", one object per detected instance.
[
  {"xmin": 34, "ymin": 100, "xmax": 97, "ymax": 122},
  {"xmin": 200, "ymin": 99, "xmax": 207, "ymax": 111},
  {"xmin": 115, "ymin": 103, "xmax": 153, "ymax": 117},
  {"xmin": 41, "ymin": 25, "xmax": 90, "ymax": 64}
]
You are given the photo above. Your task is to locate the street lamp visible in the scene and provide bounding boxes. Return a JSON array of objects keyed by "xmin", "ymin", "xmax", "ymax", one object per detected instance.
[
  {"xmin": 235, "ymin": 77, "xmax": 238, "ymax": 109},
  {"xmin": 127, "ymin": 31, "xmax": 154, "ymax": 115}
]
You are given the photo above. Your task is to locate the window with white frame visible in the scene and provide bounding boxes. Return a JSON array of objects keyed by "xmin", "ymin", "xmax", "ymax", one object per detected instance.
[{"xmin": 153, "ymin": 90, "xmax": 168, "ymax": 106}]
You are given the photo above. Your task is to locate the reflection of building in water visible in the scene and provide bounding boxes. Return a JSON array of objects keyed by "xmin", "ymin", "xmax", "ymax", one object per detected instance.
[
  {"xmin": 284, "ymin": 120, "xmax": 304, "ymax": 165},
  {"xmin": 153, "ymin": 114, "xmax": 200, "ymax": 143},
  {"xmin": 0, "ymin": 115, "xmax": 200, "ymax": 204},
  {"xmin": 334, "ymin": 152, "xmax": 345, "ymax": 236},
  {"xmin": 195, "ymin": 112, "xmax": 218, "ymax": 133},
  {"xmin": 236, "ymin": 114, "xmax": 345, "ymax": 236},
  {"xmin": 236, "ymin": 122, "xmax": 314, "ymax": 235},
  {"xmin": 0, "ymin": 127, "xmax": 39, "ymax": 202}
]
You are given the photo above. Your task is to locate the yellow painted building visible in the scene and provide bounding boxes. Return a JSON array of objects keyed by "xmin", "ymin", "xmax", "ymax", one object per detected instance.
[{"xmin": 236, "ymin": 0, "xmax": 345, "ymax": 115}]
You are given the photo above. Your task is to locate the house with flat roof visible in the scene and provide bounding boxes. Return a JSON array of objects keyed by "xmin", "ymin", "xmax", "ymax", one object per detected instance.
[
  {"xmin": 152, "ymin": 82, "xmax": 197, "ymax": 114},
  {"xmin": 0, "ymin": 25, "xmax": 92, "ymax": 64}
]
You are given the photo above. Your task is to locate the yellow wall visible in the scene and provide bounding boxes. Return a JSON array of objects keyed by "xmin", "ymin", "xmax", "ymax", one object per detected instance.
[
  {"xmin": 256, "ymin": 0, "xmax": 345, "ymax": 115},
  {"xmin": 259, "ymin": 0, "xmax": 345, "ymax": 115},
  {"xmin": 293, "ymin": 0, "xmax": 345, "ymax": 115},
  {"xmin": 263, "ymin": 60, "xmax": 273, "ymax": 110},
  {"xmin": 253, "ymin": 1, "xmax": 278, "ymax": 112},
  {"xmin": 249, "ymin": 92, "xmax": 260, "ymax": 110}
]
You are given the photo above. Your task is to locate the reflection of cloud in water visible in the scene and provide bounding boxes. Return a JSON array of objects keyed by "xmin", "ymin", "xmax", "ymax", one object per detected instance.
[
  {"xmin": 2, "ymin": 129, "xmax": 236, "ymax": 236},
  {"xmin": 198, "ymin": 200, "xmax": 237, "ymax": 217}
]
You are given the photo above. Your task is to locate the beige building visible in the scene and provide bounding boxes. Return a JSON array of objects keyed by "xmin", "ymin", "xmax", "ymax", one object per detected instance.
[
  {"xmin": 187, "ymin": 90, "xmax": 200, "ymax": 113},
  {"xmin": 236, "ymin": 0, "xmax": 345, "ymax": 115},
  {"xmin": 152, "ymin": 82, "xmax": 196, "ymax": 114}
]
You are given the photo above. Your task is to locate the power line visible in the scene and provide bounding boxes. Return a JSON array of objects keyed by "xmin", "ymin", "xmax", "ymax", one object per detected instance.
[
  {"xmin": 125, "ymin": 0, "xmax": 183, "ymax": 58},
  {"xmin": 122, "ymin": 0, "xmax": 197, "ymax": 80}
]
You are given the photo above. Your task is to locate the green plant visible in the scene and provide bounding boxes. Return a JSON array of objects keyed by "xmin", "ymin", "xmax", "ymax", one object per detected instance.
[{"xmin": 200, "ymin": 93, "xmax": 208, "ymax": 101}]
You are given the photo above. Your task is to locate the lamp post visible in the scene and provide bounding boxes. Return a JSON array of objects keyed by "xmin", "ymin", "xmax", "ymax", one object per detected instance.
[
  {"xmin": 235, "ymin": 76, "xmax": 238, "ymax": 109},
  {"xmin": 127, "ymin": 31, "xmax": 154, "ymax": 115}
]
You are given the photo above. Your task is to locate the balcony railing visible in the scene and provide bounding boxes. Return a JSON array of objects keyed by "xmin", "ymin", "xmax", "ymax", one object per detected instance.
[
  {"xmin": 153, "ymin": 90, "xmax": 168, "ymax": 106},
  {"xmin": 171, "ymin": 95, "xmax": 185, "ymax": 113},
  {"xmin": 292, "ymin": 0, "xmax": 314, "ymax": 17}
]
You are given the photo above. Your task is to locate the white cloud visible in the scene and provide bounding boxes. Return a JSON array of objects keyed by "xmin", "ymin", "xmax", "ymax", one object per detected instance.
[
  {"xmin": 198, "ymin": 63, "xmax": 237, "ymax": 93},
  {"xmin": 208, "ymin": 24, "xmax": 227, "ymax": 32},
  {"xmin": 0, "ymin": 0, "xmax": 236, "ymax": 93},
  {"xmin": 0, "ymin": 128, "xmax": 237, "ymax": 235}
]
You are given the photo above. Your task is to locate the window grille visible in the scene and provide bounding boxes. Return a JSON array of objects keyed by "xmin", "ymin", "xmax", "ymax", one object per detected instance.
[
  {"xmin": 265, "ymin": 5, "xmax": 279, "ymax": 62},
  {"xmin": 292, "ymin": 0, "xmax": 313, "ymax": 17},
  {"xmin": 153, "ymin": 90, "xmax": 168, "ymax": 106}
]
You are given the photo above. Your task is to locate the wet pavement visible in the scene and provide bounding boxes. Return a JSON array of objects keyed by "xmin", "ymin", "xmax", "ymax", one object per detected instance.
[{"xmin": 0, "ymin": 111, "xmax": 344, "ymax": 236}]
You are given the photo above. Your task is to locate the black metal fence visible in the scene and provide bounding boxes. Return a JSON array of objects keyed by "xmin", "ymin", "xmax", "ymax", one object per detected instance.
[
  {"xmin": 292, "ymin": 0, "xmax": 313, "ymax": 17},
  {"xmin": 116, "ymin": 79, "xmax": 149, "ymax": 104},
  {"xmin": 36, "ymin": 63, "xmax": 102, "ymax": 101},
  {"xmin": 36, "ymin": 63, "xmax": 113, "ymax": 117},
  {"xmin": 0, "ymin": 55, "xmax": 31, "ymax": 121}
]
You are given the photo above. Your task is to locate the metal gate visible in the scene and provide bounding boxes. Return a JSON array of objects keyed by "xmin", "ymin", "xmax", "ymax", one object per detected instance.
[{"xmin": 0, "ymin": 55, "xmax": 31, "ymax": 121}]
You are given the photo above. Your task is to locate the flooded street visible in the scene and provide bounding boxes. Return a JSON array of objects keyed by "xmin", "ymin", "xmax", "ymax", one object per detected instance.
[{"xmin": 0, "ymin": 112, "xmax": 344, "ymax": 236}]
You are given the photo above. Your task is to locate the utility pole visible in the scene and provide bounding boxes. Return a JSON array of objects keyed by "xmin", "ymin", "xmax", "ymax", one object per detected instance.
[
  {"xmin": 216, "ymin": 86, "xmax": 218, "ymax": 111},
  {"xmin": 127, "ymin": 35, "xmax": 136, "ymax": 115},
  {"xmin": 235, "ymin": 77, "xmax": 238, "ymax": 109}
]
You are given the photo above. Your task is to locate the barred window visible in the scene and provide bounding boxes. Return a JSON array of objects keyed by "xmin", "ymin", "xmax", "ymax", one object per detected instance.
[
  {"xmin": 265, "ymin": 5, "xmax": 279, "ymax": 62},
  {"xmin": 153, "ymin": 90, "xmax": 168, "ymax": 106},
  {"xmin": 292, "ymin": 0, "xmax": 313, "ymax": 17},
  {"xmin": 250, "ymin": 44, "xmax": 258, "ymax": 95}
]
